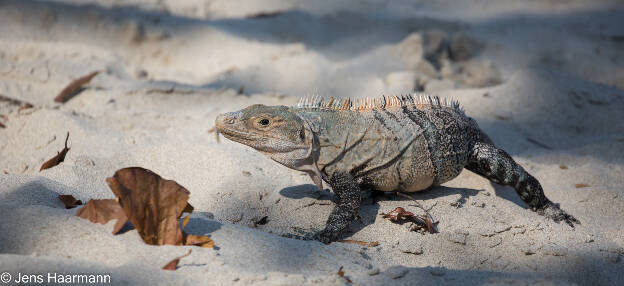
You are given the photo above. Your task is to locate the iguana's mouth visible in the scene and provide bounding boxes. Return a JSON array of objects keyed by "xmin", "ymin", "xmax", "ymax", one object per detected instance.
[{"xmin": 215, "ymin": 126, "xmax": 257, "ymax": 143}]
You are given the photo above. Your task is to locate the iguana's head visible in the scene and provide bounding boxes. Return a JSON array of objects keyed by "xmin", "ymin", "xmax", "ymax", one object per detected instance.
[
  {"xmin": 215, "ymin": 104, "xmax": 310, "ymax": 155},
  {"xmin": 215, "ymin": 103, "xmax": 325, "ymax": 190}
]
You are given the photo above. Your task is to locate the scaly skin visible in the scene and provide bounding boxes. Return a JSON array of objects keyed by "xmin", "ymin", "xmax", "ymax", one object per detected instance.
[{"xmin": 215, "ymin": 95, "xmax": 579, "ymax": 244}]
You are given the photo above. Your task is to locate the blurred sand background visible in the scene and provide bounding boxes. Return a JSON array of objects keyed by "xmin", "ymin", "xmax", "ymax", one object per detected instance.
[{"xmin": 0, "ymin": 0, "xmax": 623, "ymax": 285}]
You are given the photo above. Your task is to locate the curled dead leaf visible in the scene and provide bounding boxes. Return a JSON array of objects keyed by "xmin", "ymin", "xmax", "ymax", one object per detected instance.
[
  {"xmin": 58, "ymin": 194, "xmax": 82, "ymax": 209},
  {"xmin": 381, "ymin": 207, "xmax": 415, "ymax": 222},
  {"xmin": 77, "ymin": 167, "xmax": 214, "ymax": 248},
  {"xmin": 106, "ymin": 167, "xmax": 195, "ymax": 246},
  {"xmin": 381, "ymin": 206, "xmax": 437, "ymax": 234},
  {"xmin": 40, "ymin": 132, "xmax": 70, "ymax": 171},
  {"xmin": 394, "ymin": 192, "xmax": 438, "ymax": 234},
  {"xmin": 55, "ymin": 71, "xmax": 99, "ymax": 103},
  {"xmin": 106, "ymin": 167, "xmax": 189, "ymax": 245},
  {"xmin": 76, "ymin": 199, "xmax": 129, "ymax": 234},
  {"xmin": 162, "ymin": 249, "xmax": 192, "ymax": 271},
  {"xmin": 575, "ymin": 183, "xmax": 590, "ymax": 188}
]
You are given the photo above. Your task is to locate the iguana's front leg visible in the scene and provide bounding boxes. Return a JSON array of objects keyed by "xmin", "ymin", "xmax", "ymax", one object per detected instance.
[{"xmin": 316, "ymin": 172, "xmax": 361, "ymax": 244}]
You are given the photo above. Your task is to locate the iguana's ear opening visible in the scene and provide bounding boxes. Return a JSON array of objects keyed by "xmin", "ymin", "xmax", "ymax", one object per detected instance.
[{"xmin": 299, "ymin": 127, "xmax": 306, "ymax": 141}]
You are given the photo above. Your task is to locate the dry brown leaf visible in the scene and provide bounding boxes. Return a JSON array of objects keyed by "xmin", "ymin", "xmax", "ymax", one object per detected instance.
[
  {"xmin": 58, "ymin": 194, "xmax": 82, "ymax": 209},
  {"xmin": 54, "ymin": 71, "xmax": 99, "ymax": 103},
  {"xmin": 394, "ymin": 192, "xmax": 439, "ymax": 234},
  {"xmin": 76, "ymin": 199, "xmax": 129, "ymax": 234},
  {"xmin": 162, "ymin": 249, "xmax": 192, "ymax": 271},
  {"xmin": 338, "ymin": 240, "xmax": 379, "ymax": 247},
  {"xmin": 381, "ymin": 205, "xmax": 438, "ymax": 234},
  {"xmin": 106, "ymin": 167, "xmax": 194, "ymax": 245},
  {"xmin": 559, "ymin": 165, "xmax": 568, "ymax": 170},
  {"xmin": 381, "ymin": 207, "xmax": 416, "ymax": 222},
  {"xmin": 40, "ymin": 132, "xmax": 70, "ymax": 171},
  {"xmin": 337, "ymin": 266, "xmax": 352, "ymax": 283},
  {"xmin": 184, "ymin": 233, "xmax": 214, "ymax": 248},
  {"xmin": 575, "ymin": 183, "xmax": 590, "ymax": 188}
]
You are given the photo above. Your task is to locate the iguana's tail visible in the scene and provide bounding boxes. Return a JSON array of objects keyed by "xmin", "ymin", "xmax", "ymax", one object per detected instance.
[{"xmin": 465, "ymin": 141, "xmax": 579, "ymax": 227}]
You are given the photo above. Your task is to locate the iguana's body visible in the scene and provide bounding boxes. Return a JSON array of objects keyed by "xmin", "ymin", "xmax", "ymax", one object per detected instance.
[{"xmin": 216, "ymin": 94, "xmax": 578, "ymax": 243}]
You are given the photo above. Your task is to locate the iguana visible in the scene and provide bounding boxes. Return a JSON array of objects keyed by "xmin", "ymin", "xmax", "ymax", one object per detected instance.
[{"xmin": 215, "ymin": 94, "xmax": 579, "ymax": 243}]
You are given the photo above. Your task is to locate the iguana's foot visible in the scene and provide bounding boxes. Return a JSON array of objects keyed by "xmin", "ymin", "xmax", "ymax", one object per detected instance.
[
  {"xmin": 314, "ymin": 228, "xmax": 340, "ymax": 244},
  {"xmin": 537, "ymin": 202, "xmax": 580, "ymax": 227}
]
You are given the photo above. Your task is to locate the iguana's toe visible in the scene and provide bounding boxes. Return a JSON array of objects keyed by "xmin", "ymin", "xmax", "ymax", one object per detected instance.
[{"xmin": 537, "ymin": 202, "xmax": 580, "ymax": 227}]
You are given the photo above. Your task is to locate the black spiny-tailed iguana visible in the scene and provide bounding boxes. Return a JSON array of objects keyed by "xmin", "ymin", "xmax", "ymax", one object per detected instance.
[{"xmin": 215, "ymin": 94, "xmax": 579, "ymax": 243}]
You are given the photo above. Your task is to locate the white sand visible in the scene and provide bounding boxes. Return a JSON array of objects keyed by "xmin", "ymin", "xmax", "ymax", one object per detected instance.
[{"xmin": 0, "ymin": 0, "xmax": 623, "ymax": 285}]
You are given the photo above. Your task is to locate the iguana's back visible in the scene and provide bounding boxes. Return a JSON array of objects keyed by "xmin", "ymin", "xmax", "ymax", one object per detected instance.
[{"xmin": 294, "ymin": 94, "xmax": 482, "ymax": 192}]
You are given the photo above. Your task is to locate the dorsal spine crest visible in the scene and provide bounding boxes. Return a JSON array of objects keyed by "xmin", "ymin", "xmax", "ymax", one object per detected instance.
[{"xmin": 296, "ymin": 94, "xmax": 463, "ymax": 113}]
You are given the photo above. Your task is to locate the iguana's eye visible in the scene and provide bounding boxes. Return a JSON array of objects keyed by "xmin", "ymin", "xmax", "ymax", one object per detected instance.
[{"xmin": 259, "ymin": 118, "xmax": 271, "ymax": 126}]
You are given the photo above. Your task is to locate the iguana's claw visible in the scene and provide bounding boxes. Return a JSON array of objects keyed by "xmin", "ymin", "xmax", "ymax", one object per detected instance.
[{"xmin": 537, "ymin": 202, "xmax": 580, "ymax": 227}]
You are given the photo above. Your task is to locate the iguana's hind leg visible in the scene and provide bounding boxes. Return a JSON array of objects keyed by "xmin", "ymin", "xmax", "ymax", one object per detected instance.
[{"xmin": 466, "ymin": 142, "xmax": 579, "ymax": 226}]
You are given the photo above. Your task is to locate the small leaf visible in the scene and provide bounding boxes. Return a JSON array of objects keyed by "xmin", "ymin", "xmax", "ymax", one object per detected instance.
[
  {"xmin": 55, "ymin": 71, "xmax": 99, "ymax": 103},
  {"xmin": 559, "ymin": 165, "xmax": 568, "ymax": 170},
  {"xmin": 58, "ymin": 194, "xmax": 82, "ymax": 209},
  {"xmin": 162, "ymin": 249, "xmax": 192, "ymax": 271},
  {"xmin": 575, "ymin": 183, "xmax": 590, "ymax": 188},
  {"xmin": 40, "ymin": 132, "xmax": 70, "ymax": 171}
]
